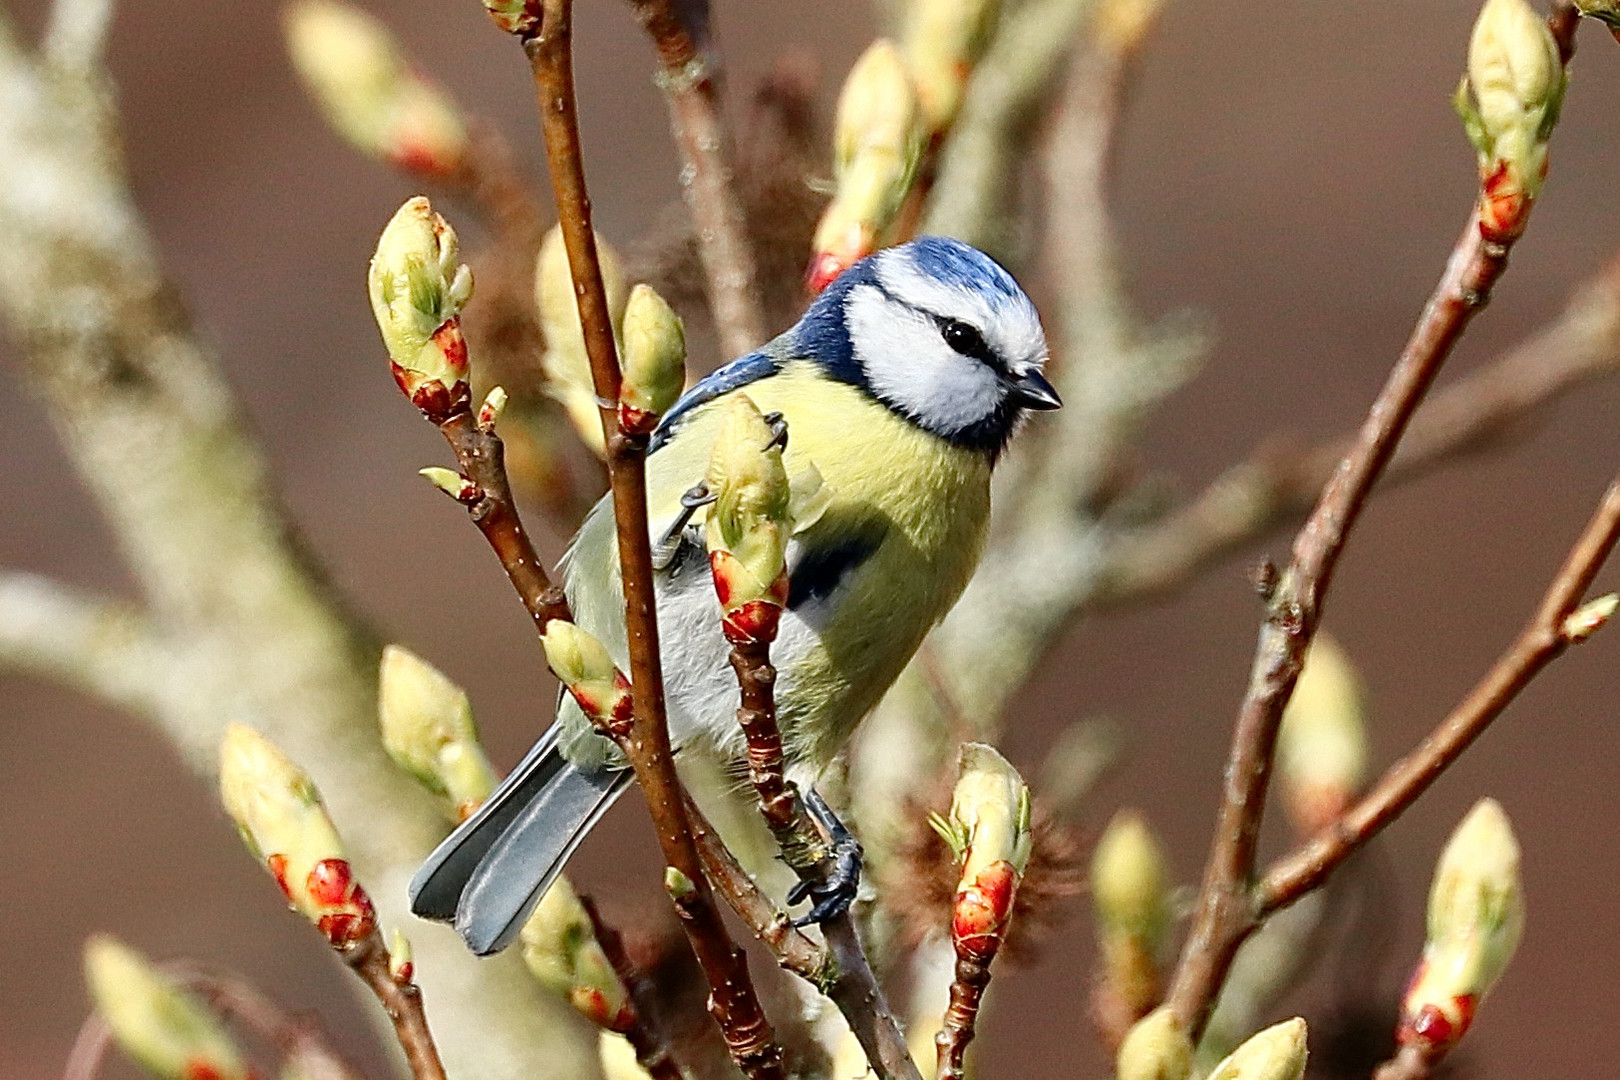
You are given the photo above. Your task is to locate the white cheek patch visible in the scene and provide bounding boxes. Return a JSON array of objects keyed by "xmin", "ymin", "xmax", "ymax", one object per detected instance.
[{"xmin": 845, "ymin": 285, "xmax": 1005, "ymax": 436}]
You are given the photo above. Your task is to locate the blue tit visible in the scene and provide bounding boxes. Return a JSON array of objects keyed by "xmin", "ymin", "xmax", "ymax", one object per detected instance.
[{"xmin": 409, "ymin": 235, "xmax": 1060, "ymax": 955}]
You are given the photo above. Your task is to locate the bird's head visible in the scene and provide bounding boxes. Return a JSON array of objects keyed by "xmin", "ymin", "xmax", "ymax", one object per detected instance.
[{"xmin": 793, "ymin": 236, "xmax": 1059, "ymax": 458}]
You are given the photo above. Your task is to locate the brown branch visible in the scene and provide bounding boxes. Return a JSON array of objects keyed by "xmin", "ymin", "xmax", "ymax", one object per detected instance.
[
  {"xmin": 342, "ymin": 930, "xmax": 448, "ymax": 1080},
  {"xmin": 1093, "ymin": 247, "xmax": 1620, "ymax": 609},
  {"xmin": 580, "ymin": 897, "xmax": 689, "ymax": 1080},
  {"xmin": 626, "ymin": 0, "xmax": 767, "ymax": 357},
  {"xmin": 1258, "ymin": 477, "xmax": 1620, "ymax": 914},
  {"xmin": 720, "ymin": 609, "xmax": 923, "ymax": 1080},
  {"xmin": 61, "ymin": 1014, "xmax": 111, "ymax": 1080},
  {"xmin": 934, "ymin": 950, "xmax": 992, "ymax": 1080},
  {"xmin": 436, "ymin": 410, "xmax": 572, "ymax": 630},
  {"xmin": 1373, "ymin": 1044, "xmax": 1438, "ymax": 1080},
  {"xmin": 521, "ymin": 6, "xmax": 784, "ymax": 1077},
  {"xmin": 1164, "ymin": 0, "xmax": 1579, "ymax": 1022},
  {"xmin": 1164, "ymin": 10, "xmax": 1582, "ymax": 1037}
]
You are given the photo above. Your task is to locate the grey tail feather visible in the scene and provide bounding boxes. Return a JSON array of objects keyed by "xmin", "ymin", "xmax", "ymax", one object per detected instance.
[{"xmin": 408, "ymin": 727, "xmax": 630, "ymax": 955}]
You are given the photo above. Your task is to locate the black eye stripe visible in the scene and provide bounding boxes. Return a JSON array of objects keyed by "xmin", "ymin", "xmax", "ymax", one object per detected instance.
[{"xmin": 936, "ymin": 317, "xmax": 1000, "ymax": 368}]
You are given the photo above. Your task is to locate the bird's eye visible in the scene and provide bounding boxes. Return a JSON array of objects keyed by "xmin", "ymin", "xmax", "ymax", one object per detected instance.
[{"xmin": 940, "ymin": 319, "xmax": 990, "ymax": 360}]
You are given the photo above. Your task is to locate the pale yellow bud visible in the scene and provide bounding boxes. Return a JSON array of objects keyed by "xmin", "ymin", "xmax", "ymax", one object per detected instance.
[
  {"xmin": 809, "ymin": 40, "xmax": 925, "ymax": 289},
  {"xmin": 943, "ymin": 742, "xmax": 1033, "ymax": 882},
  {"xmin": 534, "ymin": 226, "xmax": 629, "ymax": 455},
  {"xmin": 1206, "ymin": 1017, "xmax": 1309, "ymax": 1080},
  {"xmin": 283, "ymin": 0, "xmax": 468, "ymax": 175},
  {"xmin": 900, "ymin": 0, "xmax": 1000, "ymax": 133},
  {"xmin": 705, "ymin": 396, "xmax": 791, "ymax": 628},
  {"xmin": 378, "ymin": 645, "xmax": 498, "ymax": 820},
  {"xmin": 1459, "ymin": 0, "xmax": 1565, "ymax": 240},
  {"xmin": 369, "ymin": 197, "xmax": 473, "ymax": 420},
  {"xmin": 1399, "ymin": 799, "xmax": 1523, "ymax": 1050},
  {"xmin": 482, "ymin": 0, "xmax": 542, "ymax": 36},
  {"xmin": 618, "ymin": 284, "xmax": 686, "ymax": 431},
  {"xmin": 541, "ymin": 621, "xmax": 632, "ymax": 730},
  {"xmin": 219, "ymin": 725, "xmax": 375, "ymax": 946},
  {"xmin": 1091, "ymin": 809, "xmax": 1170, "ymax": 944},
  {"xmin": 1116, "ymin": 1008, "xmax": 1193, "ymax": 1080},
  {"xmin": 85, "ymin": 936, "xmax": 251, "ymax": 1080},
  {"xmin": 388, "ymin": 929, "xmax": 414, "ymax": 983},
  {"xmin": 1277, "ymin": 635, "xmax": 1368, "ymax": 834},
  {"xmin": 520, "ymin": 877, "xmax": 634, "ymax": 1031}
]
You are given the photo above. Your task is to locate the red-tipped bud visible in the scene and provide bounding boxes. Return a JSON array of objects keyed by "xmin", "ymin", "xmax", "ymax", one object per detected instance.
[
  {"xmin": 704, "ymin": 395, "xmax": 792, "ymax": 644},
  {"xmin": 218, "ymin": 725, "xmax": 376, "ymax": 949},
  {"xmin": 542, "ymin": 622, "xmax": 634, "ymax": 738},
  {"xmin": 932, "ymin": 743, "xmax": 1032, "ymax": 961},
  {"xmin": 369, "ymin": 197, "xmax": 474, "ymax": 423}
]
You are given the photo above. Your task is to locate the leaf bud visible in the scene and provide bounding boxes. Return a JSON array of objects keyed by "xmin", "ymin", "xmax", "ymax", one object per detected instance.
[
  {"xmin": 933, "ymin": 743, "xmax": 1032, "ymax": 960},
  {"xmin": 519, "ymin": 876, "xmax": 634, "ymax": 1031},
  {"xmin": 482, "ymin": 0, "xmax": 542, "ymax": 36},
  {"xmin": 542, "ymin": 621, "xmax": 634, "ymax": 737},
  {"xmin": 378, "ymin": 644, "xmax": 499, "ymax": 821},
  {"xmin": 1277, "ymin": 634, "xmax": 1368, "ymax": 835},
  {"xmin": 1206, "ymin": 1017, "xmax": 1309, "ymax": 1080},
  {"xmin": 900, "ymin": 0, "xmax": 1000, "ymax": 134},
  {"xmin": 618, "ymin": 284, "xmax": 686, "ymax": 436},
  {"xmin": 369, "ymin": 197, "xmax": 474, "ymax": 422},
  {"xmin": 1458, "ymin": 0, "xmax": 1566, "ymax": 241},
  {"xmin": 1398, "ymin": 798, "xmax": 1524, "ymax": 1055},
  {"xmin": 283, "ymin": 0, "xmax": 468, "ymax": 176},
  {"xmin": 84, "ymin": 936, "xmax": 252, "ymax": 1080},
  {"xmin": 808, "ymin": 40, "xmax": 925, "ymax": 293},
  {"xmin": 1090, "ymin": 809, "xmax": 1170, "ymax": 1022},
  {"xmin": 1116, "ymin": 1008, "xmax": 1193, "ymax": 1080},
  {"xmin": 534, "ymin": 225, "xmax": 629, "ymax": 456},
  {"xmin": 218, "ymin": 724, "xmax": 376, "ymax": 948},
  {"xmin": 705, "ymin": 395, "xmax": 792, "ymax": 643}
]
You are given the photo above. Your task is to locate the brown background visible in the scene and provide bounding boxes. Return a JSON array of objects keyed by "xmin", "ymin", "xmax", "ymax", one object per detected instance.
[{"xmin": 4, "ymin": 1, "xmax": 1620, "ymax": 1077}]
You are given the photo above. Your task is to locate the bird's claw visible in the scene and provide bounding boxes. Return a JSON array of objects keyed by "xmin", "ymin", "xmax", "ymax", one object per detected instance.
[
  {"xmin": 787, "ymin": 787, "xmax": 864, "ymax": 927},
  {"xmin": 763, "ymin": 411, "xmax": 789, "ymax": 451}
]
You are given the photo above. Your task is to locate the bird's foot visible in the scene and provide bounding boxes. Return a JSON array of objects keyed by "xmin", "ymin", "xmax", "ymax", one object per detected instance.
[
  {"xmin": 651, "ymin": 483, "xmax": 716, "ymax": 570},
  {"xmin": 786, "ymin": 787, "xmax": 864, "ymax": 927}
]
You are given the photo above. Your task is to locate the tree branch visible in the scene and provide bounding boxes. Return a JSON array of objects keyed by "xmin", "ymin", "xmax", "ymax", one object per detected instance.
[
  {"xmin": 0, "ymin": 573, "xmax": 165, "ymax": 715},
  {"xmin": 1165, "ymin": 9, "xmax": 1578, "ymax": 1036},
  {"xmin": 1093, "ymin": 248, "xmax": 1620, "ymax": 609},
  {"xmin": 625, "ymin": 0, "xmax": 767, "ymax": 357},
  {"xmin": 521, "ymin": 5, "xmax": 784, "ymax": 1075},
  {"xmin": 341, "ymin": 931, "xmax": 448, "ymax": 1080},
  {"xmin": 1258, "ymin": 477, "xmax": 1620, "ymax": 914}
]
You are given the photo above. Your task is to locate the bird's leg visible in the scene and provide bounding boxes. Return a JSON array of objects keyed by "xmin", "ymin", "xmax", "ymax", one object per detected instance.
[
  {"xmin": 762, "ymin": 411, "xmax": 789, "ymax": 451},
  {"xmin": 651, "ymin": 483, "xmax": 716, "ymax": 570},
  {"xmin": 785, "ymin": 787, "xmax": 864, "ymax": 926}
]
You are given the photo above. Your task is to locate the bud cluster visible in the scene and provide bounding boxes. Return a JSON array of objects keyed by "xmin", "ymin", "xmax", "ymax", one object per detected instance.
[
  {"xmin": 520, "ymin": 877, "xmax": 635, "ymax": 1032},
  {"xmin": 705, "ymin": 395, "xmax": 792, "ymax": 644},
  {"xmin": 1397, "ymin": 798, "xmax": 1524, "ymax": 1057},
  {"xmin": 284, "ymin": 0, "xmax": 468, "ymax": 177},
  {"xmin": 369, "ymin": 197, "xmax": 475, "ymax": 423},
  {"xmin": 1455, "ymin": 0, "xmax": 1566, "ymax": 242},
  {"xmin": 807, "ymin": 40, "xmax": 925, "ymax": 293},
  {"xmin": 933, "ymin": 743, "xmax": 1033, "ymax": 960},
  {"xmin": 219, "ymin": 724, "xmax": 377, "ymax": 949},
  {"xmin": 378, "ymin": 645, "xmax": 499, "ymax": 821}
]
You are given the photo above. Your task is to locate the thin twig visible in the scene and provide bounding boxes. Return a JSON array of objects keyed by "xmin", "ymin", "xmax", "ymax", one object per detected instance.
[
  {"xmin": 436, "ymin": 411, "xmax": 572, "ymax": 630},
  {"xmin": 1258, "ymin": 477, "xmax": 1620, "ymax": 914},
  {"xmin": 934, "ymin": 950, "xmax": 991, "ymax": 1080},
  {"xmin": 342, "ymin": 931, "xmax": 448, "ymax": 1080},
  {"xmin": 626, "ymin": 0, "xmax": 767, "ymax": 357},
  {"xmin": 1093, "ymin": 248, "xmax": 1620, "ymax": 609},
  {"xmin": 580, "ymin": 897, "xmax": 689, "ymax": 1080},
  {"xmin": 522, "ymin": 5, "xmax": 784, "ymax": 1076},
  {"xmin": 1165, "ymin": 0, "xmax": 1580, "ymax": 1019},
  {"xmin": 61, "ymin": 1014, "xmax": 111, "ymax": 1080},
  {"xmin": 1372, "ymin": 1044, "xmax": 1436, "ymax": 1080},
  {"xmin": 169, "ymin": 963, "xmax": 365, "ymax": 1080}
]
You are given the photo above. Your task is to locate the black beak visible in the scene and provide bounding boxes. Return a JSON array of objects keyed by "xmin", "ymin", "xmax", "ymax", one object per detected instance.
[{"xmin": 1004, "ymin": 367, "xmax": 1062, "ymax": 411}]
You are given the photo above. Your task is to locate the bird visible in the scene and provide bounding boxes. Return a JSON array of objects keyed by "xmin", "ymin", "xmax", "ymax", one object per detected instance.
[{"xmin": 409, "ymin": 235, "xmax": 1060, "ymax": 955}]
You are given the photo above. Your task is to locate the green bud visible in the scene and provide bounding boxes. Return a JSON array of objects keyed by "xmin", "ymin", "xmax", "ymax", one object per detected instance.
[
  {"xmin": 901, "ymin": 0, "xmax": 1000, "ymax": 133},
  {"xmin": 618, "ymin": 284, "xmax": 686, "ymax": 434},
  {"xmin": 520, "ymin": 877, "xmax": 633, "ymax": 1031},
  {"xmin": 369, "ymin": 197, "xmax": 474, "ymax": 421},
  {"xmin": 1116, "ymin": 1008, "xmax": 1193, "ymax": 1080},
  {"xmin": 84, "ymin": 936, "xmax": 251, "ymax": 1080},
  {"xmin": 378, "ymin": 644, "xmax": 498, "ymax": 821},
  {"xmin": 1206, "ymin": 1017, "xmax": 1309, "ymax": 1080},
  {"xmin": 705, "ymin": 395, "xmax": 792, "ymax": 634},
  {"xmin": 1277, "ymin": 634, "xmax": 1368, "ymax": 834}
]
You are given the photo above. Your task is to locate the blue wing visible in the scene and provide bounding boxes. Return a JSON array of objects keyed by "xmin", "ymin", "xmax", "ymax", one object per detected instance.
[{"xmin": 649, "ymin": 350, "xmax": 781, "ymax": 453}]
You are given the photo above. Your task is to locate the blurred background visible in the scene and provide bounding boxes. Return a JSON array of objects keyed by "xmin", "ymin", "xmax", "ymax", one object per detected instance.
[{"xmin": 3, "ymin": 0, "xmax": 1620, "ymax": 1077}]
